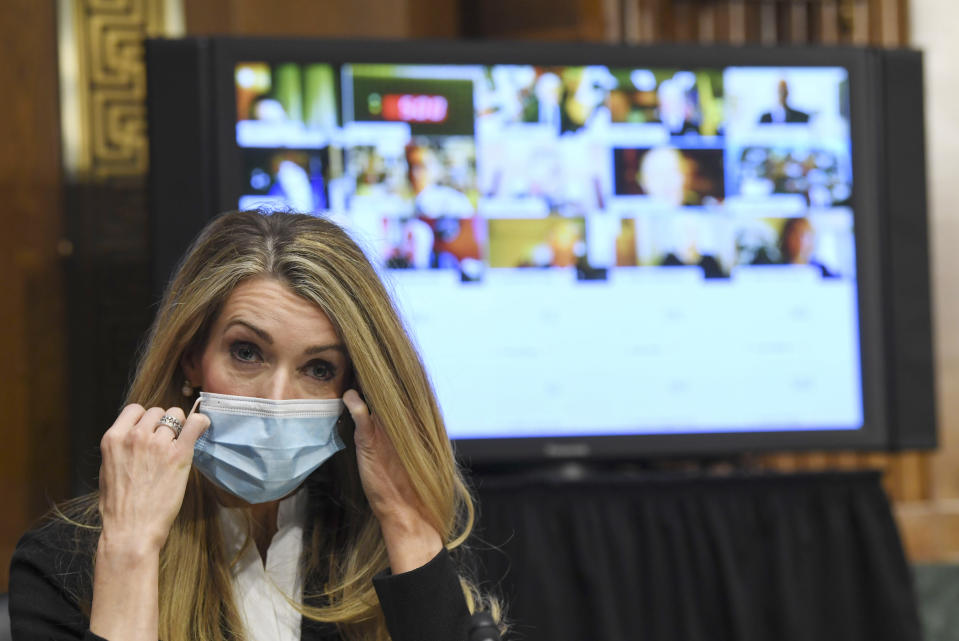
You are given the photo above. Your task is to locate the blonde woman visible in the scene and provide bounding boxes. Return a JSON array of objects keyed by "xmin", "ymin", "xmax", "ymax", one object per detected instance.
[{"xmin": 10, "ymin": 211, "xmax": 499, "ymax": 641}]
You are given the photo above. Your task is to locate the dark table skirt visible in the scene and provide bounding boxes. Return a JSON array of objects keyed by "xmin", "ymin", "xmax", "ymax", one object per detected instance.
[{"xmin": 470, "ymin": 470, "xmax": 920, "ymax": 641}]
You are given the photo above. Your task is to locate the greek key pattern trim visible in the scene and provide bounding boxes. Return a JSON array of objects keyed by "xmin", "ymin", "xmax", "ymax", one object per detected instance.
[{"xmin": 59, "ymin": 0, "xmax": 183, "ymax": 179}]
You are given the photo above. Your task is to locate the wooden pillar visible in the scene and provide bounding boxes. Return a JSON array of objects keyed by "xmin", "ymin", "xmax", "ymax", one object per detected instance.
[{"xmin": 0, "ymin": 0, "xmax": 69, "ymax": 591}]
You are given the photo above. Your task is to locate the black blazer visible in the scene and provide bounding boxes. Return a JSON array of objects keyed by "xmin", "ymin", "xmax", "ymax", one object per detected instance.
[
  {"xmin": 9, "ymin": 519, "xmax": 470, "ymax": 641},
  {"xmin": 759, "ymin": 106, "xmax": 810, "ymax": 123}
]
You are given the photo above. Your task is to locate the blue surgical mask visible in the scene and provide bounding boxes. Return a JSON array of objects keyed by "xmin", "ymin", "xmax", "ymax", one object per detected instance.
[{"xmin": 192, "ymin": 391, "xmax": 346, "ymax": 504}]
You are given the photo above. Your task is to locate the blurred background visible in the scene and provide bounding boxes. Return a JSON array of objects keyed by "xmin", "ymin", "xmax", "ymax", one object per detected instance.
[{"xmin": 2, "ymin": 0, "xmax": 958, "ymax": 635}]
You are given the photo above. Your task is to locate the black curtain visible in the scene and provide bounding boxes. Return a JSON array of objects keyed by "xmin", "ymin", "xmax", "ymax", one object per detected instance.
[{"xmin": 469, "ymin": 470, "xmax": 920, "ymax": 641}]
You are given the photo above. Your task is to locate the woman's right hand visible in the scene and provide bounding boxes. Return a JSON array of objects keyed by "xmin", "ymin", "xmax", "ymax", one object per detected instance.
[
  {"xmin": 90, "ymin": 404, "xmax": 209, "ymax": 641},
  {"xmin": 97, "ymin": 404, "xmax": 210, "ymax": 554}
]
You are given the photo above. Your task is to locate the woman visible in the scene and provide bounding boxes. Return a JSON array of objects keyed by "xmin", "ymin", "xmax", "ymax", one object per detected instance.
[
  {"xmin": 10, "ymin": 211, "xmax": 500, "ymax": 641},
  {"xmin": 777, "ymin": 216, "xmax": 834, "ymax": 278}
]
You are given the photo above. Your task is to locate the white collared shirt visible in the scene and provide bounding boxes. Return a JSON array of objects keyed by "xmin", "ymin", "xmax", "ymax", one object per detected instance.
[{"xmin": 218, "ymin": 490, "xmax": 307, "ymax": 641}]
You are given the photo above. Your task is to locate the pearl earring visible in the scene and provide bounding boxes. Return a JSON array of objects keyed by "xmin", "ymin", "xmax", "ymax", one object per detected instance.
[{"xmin": 182, "ymin": 379, "xmax": 195, "ymax": 397}]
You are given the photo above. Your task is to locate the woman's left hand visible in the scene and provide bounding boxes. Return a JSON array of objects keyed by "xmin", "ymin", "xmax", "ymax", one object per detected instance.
[{"xmin": 343, "ymin": 389, "xmax": 443, "ymax": 574}]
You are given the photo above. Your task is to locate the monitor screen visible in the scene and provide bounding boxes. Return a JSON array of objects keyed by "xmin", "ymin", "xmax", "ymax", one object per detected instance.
[{"xmin": 229, "ymin": 59, "xmax": 861, "ymax": 443}]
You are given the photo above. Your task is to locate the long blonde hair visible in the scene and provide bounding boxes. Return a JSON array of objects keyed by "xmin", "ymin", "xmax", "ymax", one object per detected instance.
[{"xmin": 60, "ymin": 211, "xmax": 499, "ymax": 641}]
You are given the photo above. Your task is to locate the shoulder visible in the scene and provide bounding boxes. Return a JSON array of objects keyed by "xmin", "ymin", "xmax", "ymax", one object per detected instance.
[
  {"xmin": 10, "ymin": 512, "xmax": 98, "ymax": 634},
  {"xmin": 12, "ymin": 513, "xmax": 96, "ymax": 579}
]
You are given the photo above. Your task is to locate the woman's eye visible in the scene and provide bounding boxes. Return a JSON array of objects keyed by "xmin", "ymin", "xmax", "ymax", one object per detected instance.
[
  {"xmin": 230, "ymin": 342, "xmax": 261, "ymax": 363},
  {"xmin": 304, "ymin": 360, "xmax": 335, "ymax": 381}
]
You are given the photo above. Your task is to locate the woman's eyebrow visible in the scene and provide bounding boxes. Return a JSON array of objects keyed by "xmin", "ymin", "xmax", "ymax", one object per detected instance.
[
  {"xmin": 225, "ymin": 318, "xmax": 272, "ymax": 343},
  {"xmin": 226, "ymin": 318, "xmax": 345, "ymax": 355},
  {"xmin": 303, "ymin": 344, "xmax": 346, "ymax": 356}
]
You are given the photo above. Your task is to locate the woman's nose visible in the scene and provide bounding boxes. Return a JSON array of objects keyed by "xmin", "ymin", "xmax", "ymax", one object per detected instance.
[{"xmin": 265, "ymin": 370, "xmax": 296, "ymax": 400}]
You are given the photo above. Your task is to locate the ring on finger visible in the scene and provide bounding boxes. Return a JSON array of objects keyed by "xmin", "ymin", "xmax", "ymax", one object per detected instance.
[{"xmin": 156, "ymin": 414, "xmax": 183, "ymax": 439}]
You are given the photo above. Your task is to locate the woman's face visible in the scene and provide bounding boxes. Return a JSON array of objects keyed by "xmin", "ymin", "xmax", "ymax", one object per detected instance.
[
  {"xmin": 784, "ymin": 220, "xmax": 815, "ymax": 264},
  {"xmin": 183, "ymin": 277, "xmax": 351, "ymax": 401}
]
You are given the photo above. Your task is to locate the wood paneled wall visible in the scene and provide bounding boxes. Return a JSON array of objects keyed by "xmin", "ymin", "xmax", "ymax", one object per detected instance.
[
  {"xmin": 905, "ymin": 0, "xmax": 959, "ymax": 560},
  {"xmin": 468, "ymin": 0, "xmax": 910, "ymax": 46},
  {"xmin": 185, "ymin": 0, "xmax": 459, "ymax": 38},
  {"xmin": 0, "ymin": 0, "xmax": 70, "ymax": 591},
  {"xmin": 622, "ymin": 0, "xmax": 909, "ymax": 46}
]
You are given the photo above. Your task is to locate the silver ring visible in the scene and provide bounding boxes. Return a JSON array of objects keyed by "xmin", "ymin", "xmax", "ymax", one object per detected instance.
[{"xmin": 157, "ymin": 415, "xmax": 183, "ymax": 439}]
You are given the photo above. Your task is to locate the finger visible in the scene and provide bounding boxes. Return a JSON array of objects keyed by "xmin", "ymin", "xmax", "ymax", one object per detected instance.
[
  {"xmin": 342, "ymin": 389, "xmax": 368, "ymax": 418},
  {"xmin": 152, "ymin": 406, "xmax": 186, "ymax": 439},
  {"xmin": 109, "ymin": 404, "xmax": 146, "ymax": 434},
  {"xmin": 176, "ymin": 410, "xmax": 210, "ymax": 448},
  {"xmin": 134, "ymin": 407, "xmax": 168, "ymax": 433},
  {"xmin": 343, "ymin": 389, "xmax": 375, "ymax": 448}
]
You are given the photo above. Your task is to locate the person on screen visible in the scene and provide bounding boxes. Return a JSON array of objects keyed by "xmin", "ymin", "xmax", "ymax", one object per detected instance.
[
  {"xmin": 638, "ymin": 146, "xmax": 687, "ymax": 207},
  {"xmin": 405, "ymin": 143, "xmax": 481, "ymax": 271},
  {"xmin": 386, "ymin": 217, "xmax": 436, "ymax": 269},
  {"xmin": 10, "ymin": 211, "xmax": 502, "ymax": 641},
  {"xmin": 249, "ymin": 95, "xmax": 289, "ymax": 122},
  {"xmin": 657, "ymin": 214, "xmax": 727, "ymax": 279},
  {"xmin": 271, "ymin": 159, "xmax": 320, "ymax": 213},
  {"xmin": 760, "ymin": 80, "xmax": 810, "ymax": 124},
  {"xmin": 655, "ymin": 79, "xmax": 700, "ymax": 136},
  {"xmin": 778, "ymin": 216, "xmax": 836, "ymax": 277},
  {"xmin": 559, "ymin": 66, "xmax": 616, "ymax": 133},
  {"xmin": 406, "ymin": 144, "xmax": 473, "ymax": 218}
]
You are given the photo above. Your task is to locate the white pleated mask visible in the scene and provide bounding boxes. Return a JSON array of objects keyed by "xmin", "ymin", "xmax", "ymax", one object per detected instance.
[{"xmin": 192, "ymin": 392, "xmax": 345, "ymax": 504}]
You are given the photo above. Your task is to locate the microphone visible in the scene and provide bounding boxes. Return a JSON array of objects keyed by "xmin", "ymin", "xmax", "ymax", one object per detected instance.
[{"xmin": 468, "ymin": 611, "xmax": 501, "ymax": 641}]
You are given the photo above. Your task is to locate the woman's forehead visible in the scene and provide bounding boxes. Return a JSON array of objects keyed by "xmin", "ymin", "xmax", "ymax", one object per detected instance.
[{"xmin": 217, "ymin": 277, "xmax": 338, "ymax": 339}]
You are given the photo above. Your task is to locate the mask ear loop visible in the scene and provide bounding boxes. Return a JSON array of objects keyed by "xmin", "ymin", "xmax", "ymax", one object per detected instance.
[{"xmin": 188, "ymin": 395, "xmax": 202, "ymax": 419}]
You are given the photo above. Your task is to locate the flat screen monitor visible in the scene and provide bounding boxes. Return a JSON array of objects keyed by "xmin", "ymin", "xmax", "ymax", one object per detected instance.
[{"xmin": 148, "ymin": 39, "xmax": 934, "ymax": 460}]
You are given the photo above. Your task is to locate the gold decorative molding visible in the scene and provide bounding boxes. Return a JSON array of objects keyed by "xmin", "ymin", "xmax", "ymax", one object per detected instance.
[{"xmin": 58, "ymin": 0, "xmax": 184, "ymax": 180}]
